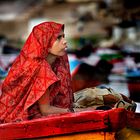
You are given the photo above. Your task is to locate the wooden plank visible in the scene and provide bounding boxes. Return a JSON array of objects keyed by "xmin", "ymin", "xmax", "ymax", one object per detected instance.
[
  {"xmin": 126, "ymin": 111, "xmax": 140, "ymax": 130},
  {"xmin": 108, "ymin": 108, "xmax": 127, "ymax": 131},
  {"xmin": 0, "ymin": 109, "xmax": 126, "ymax": 139},
  {"xmin": 36, "ymin": 132, "xmax": 116, "ymax": 140}
]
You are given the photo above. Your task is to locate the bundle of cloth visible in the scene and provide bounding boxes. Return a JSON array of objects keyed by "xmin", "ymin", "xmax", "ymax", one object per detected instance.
[{"xmin": 73, "ymin": 87, "xmax": 137, "ymax": 112}]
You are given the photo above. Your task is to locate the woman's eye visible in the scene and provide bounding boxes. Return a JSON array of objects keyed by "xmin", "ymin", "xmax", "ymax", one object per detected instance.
[
  {"xmin": 57, "ymin": 35, "xmax": 62, "ymax": 40},
  {"xmin": 57, "ymin": 34, "xmax": 65, "ymax": 40}
]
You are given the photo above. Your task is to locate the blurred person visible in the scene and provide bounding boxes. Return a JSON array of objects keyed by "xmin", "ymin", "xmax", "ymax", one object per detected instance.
[
  {"xmin": 71, "ymin": 61, "xmax": 113, "ymax": 92},
  {"xmin": 0, "ymin": 21, "xmax": 74, "ymax": 123}
]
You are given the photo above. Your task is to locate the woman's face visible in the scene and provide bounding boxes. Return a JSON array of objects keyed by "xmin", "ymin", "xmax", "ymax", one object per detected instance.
[{"xmin": 49, "ymin": 30, "xmax": 67, "ymax": 56}]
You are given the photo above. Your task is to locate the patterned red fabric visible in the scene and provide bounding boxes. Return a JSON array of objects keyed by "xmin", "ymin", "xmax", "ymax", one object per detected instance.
[{"xmin": 0, "ymin": 22, "xmax": 73, "ymax": 123}]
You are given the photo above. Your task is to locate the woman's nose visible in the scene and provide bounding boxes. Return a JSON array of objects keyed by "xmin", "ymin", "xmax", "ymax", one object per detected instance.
[{"xmin": 62, "ymin": 38, "xmax": 67, "ymax": 45}]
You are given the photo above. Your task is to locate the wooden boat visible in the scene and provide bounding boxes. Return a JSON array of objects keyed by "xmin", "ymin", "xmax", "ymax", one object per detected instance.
[{"xmin": 0, "ymin": 108, "xmax": 140, "ymax": 140}]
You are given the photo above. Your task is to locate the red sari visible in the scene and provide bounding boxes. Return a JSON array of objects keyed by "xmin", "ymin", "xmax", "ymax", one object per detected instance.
[{"xmin": 0, "ymin": 22, "xmax": 73, "ymax": 123}]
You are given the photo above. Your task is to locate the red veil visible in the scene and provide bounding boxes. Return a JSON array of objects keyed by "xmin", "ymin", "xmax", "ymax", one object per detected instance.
[{"xmin": 0, "ymin": 22, "xmax": 73, "ymax": 123}]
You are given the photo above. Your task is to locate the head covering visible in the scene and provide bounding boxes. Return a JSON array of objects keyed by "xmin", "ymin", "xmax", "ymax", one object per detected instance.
[{"xmin": 0, "ymin": 21, "xmax": 73, "ymax": 123}]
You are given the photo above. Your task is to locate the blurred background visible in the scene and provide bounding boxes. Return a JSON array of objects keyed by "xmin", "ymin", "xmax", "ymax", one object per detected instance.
[{"xmin": 0, "ymin": 0, "xmax": 140, "ymax": 112}]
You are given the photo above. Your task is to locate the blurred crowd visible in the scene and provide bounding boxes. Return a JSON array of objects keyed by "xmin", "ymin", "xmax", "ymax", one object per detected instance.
[{"xmin": 0, "ymin": 0, "xmax": 140, "ymax": 104}]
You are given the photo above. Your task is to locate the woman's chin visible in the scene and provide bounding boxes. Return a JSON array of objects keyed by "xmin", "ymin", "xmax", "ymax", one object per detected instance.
[{"xmin": 59, "ymin": 51, "xmax": 66, "ymax": 56}]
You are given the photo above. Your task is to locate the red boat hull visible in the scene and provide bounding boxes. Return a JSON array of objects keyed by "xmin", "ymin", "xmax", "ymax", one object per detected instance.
[{"xmin": 0, "ymin": 108, "xmax": 139, "ymax": 139}]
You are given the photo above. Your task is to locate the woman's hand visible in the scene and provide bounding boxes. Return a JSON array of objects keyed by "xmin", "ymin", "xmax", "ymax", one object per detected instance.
[{"xmin": 38, "ymin": 89, "xmax": 69, "ymax": 116}]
